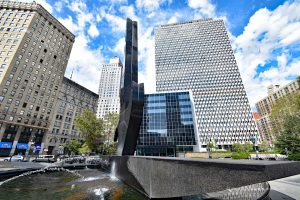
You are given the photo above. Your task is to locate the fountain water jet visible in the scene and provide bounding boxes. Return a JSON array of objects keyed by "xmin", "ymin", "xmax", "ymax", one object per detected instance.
[
  {"xmin": 110, "ymin": 161, "xmax": 117, "ymax": 180},
  {"xmin": 0, "ymin": 166, "xmax": 83, "ymax": 186}
]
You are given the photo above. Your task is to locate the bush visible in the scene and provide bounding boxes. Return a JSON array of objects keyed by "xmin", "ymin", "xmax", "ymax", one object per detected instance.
[
  {"xmin": 232, "ymin": 143, "xmax": 254, "ymax": 152},
  {"xmin": 288, "ymin": 152, "xmax": 300, "ymax": 161},
  {"xmin": 231, "ymin": 152, "xmax": 250, "ymax": 159}
]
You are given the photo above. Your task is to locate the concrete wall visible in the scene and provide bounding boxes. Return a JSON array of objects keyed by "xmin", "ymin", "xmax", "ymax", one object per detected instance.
[{"xmin": 100, "ymin": 155, "xmax": 300, "ymax": 199}]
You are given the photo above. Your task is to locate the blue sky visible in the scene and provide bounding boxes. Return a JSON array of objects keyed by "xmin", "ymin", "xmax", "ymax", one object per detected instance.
[{"xmin": 24, "ymin": 0, "xmax": 300, "ymax": 110}]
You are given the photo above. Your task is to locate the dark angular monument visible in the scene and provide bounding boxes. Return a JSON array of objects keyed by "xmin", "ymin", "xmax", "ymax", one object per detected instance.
[{"xmin": 114, "ymin": 18, "xmax": 144, "ymax": 155}]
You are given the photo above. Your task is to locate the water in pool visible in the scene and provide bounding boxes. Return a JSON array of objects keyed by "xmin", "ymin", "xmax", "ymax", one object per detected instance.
[{"xmin": 0, "ymin": 168, "xmax": 148, "ymax": 200}]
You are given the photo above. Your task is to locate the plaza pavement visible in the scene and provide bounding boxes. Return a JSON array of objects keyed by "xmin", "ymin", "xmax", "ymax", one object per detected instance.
[{"xmin": 269, "ymin": 174, "xmax": 300, "ymax": 200}]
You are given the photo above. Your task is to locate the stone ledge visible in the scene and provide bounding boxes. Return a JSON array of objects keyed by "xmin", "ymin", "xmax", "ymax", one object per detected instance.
[{"xmin": 100, "ymin": 156, "xmax": 300, "ymax": 199}]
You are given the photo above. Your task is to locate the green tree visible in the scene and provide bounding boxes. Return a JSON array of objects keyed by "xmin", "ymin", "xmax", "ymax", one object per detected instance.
[
  {"xmin": 243, "ymin": 142, "xmax": 254, "ymax": 152},
  {"xmin": 232, "ymin": 142, "xmax": 253, "ymax": 152},
  {"xmin": 64, "ymin": 140, "xmax": 81, "ymax": 155},
  {"xmin": 270, "ymin": 92, "xmax": 300, "ymax": 136},
  {"xmin": 207, "ymin": 142, "xmax": 214, "ymax": 149},
  {"xmin": 103, "ymin": 112, "xmax": 119, "ymax": 144},
  {"xmin": 258, "ymin": 141, "xmax": 269, "ymax": 152},
  {"xmin": 79, "ymin": 142, "xmax": 92, "ymax": 155},
  {"xmin": 232, "ymin": 143, "xmax": 243, "ymax": 152},
  {"xmin": 276, "ymin": 115, "xmax": 300, "ymax": 160},
  {"xmin": 100, "ymin": 142, "xmax": 118, "ymax": 155},
  {"xmin": 75, "ymin": 109, "xmax": 104, "ymax": 149}
]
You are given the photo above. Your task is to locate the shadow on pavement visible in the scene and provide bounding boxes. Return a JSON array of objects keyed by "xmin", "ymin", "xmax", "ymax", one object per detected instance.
[{"xmin": 269, "ymin": 190, "xmax": 296, "ymax": 200}]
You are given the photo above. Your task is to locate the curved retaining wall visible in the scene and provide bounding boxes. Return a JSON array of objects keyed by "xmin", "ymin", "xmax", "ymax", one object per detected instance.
[{"xmin": 100, "ymin": 155, "xmax": 300, "ymax": 199}]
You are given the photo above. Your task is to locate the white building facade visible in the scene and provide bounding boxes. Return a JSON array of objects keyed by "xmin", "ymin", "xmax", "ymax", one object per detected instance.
[
  {"xmin": 97, "ymin": 57, "xmax": 122, "ymax": 118},
  {"xmin": 155, "ymin": 19, "xmax": 259, "ymax": 150}
]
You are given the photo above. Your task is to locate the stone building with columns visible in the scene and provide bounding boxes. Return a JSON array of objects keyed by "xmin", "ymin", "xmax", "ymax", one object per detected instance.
[
  {"xmin": 44, "ymin": 77, "xmax": 98, "ymax": 155},
  {"xmin": 0, "ymin": 1, "xmax": 74, "ymax": 156}
]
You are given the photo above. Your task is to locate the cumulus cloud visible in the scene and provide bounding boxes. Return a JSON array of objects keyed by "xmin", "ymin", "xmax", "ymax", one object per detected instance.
[
  {"xmin": 88, "ymin": 24, "xmax": 100, "ymax": 38},
  {"xmin": 18, "ymin": 0, "xmax": 300, "ymax": 110},
  {"xmin": 55, "ymin": 0, "xmax": 104, "ymax": 93},
  {"xmin": 188, "ymin": 0, "xmax": 216, "ymax": 17},
  {"xmin": 233, "ymin": 1, "xmax": 300, "ymax": 109},
  {"xmin": 136, "ymin": 0, "xmax": 169, "ymax": 12},
  {"xmin": 66, "ymin": 34, "xmax": 104, "ymax": 93},
  {"xmin": 103, "ymin": 13, "xmax": 126, "ymax": 33}
]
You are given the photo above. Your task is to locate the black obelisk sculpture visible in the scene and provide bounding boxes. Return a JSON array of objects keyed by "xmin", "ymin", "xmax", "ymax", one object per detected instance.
[{"xmin": 114, "ymin": 18, "xmax": 144, "ymax": 155}]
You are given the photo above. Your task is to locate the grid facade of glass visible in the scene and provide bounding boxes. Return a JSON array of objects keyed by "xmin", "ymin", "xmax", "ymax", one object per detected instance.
[
  {"xmin": 137, "ymin": 91, "xmax": 197, "ymax": 156},
  {"xmin": 155, "ymin": 19, "xmax": 259, "ymax": 150}
]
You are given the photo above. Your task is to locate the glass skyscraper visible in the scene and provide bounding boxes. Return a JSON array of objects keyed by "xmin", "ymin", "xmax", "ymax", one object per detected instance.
[
  {"xmin": 155, "ymin": 19, "xmax": 259, "ymax": 150},
  {"xmin": 137, "ymin": 91, "xmax": 197, "ymax": 156}
]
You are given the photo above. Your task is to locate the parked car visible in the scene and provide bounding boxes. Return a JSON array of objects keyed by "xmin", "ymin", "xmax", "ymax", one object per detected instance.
[
  {"xmin": 64, "ymin": 156, "xmax": 86, "ymax": 164},
  {"xmin": 56, "ymin": 155, "xmax": 69, "ymax": 162},
  {"xmin": 10, "ymin": 155, "xmax": 24, "ymax": 162},
  {"xmin": 86, "ymin": 156, "xmax": 101, "ymax": 165},
  {"xmin": 0, "ymin": 157, "xmax": 10, "ymax": 162},
  {"xmin": 31, "ymin": 155, "xmax": 55, "ymax": 163}
]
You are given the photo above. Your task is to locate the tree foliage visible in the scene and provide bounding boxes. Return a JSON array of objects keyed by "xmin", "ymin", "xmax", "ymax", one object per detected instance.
[
  {"xmin": 275, "ymin": 115, "xmax": 300, "ymax": 160},
  {"xmin": 258, "ymin": 140, "xmax": 269, "ymax": 152},
  {"xmin": 64, "ymin": 140, "xmax": 81, "ymax": 155},
  {"xmin": 270, "ymin": 92, "xmax": 300, "ymax": 136},
  {"xmin": 103, "ymin": 112, "xmax": 119, "ymax": 144},
  {"xmin": 100, "ymin": 142, "xmax": 118, "ymax": 155},
  {"xmin": 207, "ymin": 142, "xmax": 214, "ymax": 149},
  {"xmin": 232, "ymin": 142, "xmax": 254, "ymax": 152},
  {"xmin": 272, "ymin": 77, "xmax": 300, "ymax": 160},
  {"xmin": 75, "ymin": 109, "xmax": 104, "ymax": 149},
  {"xmin": 79, "ymin": 142, "xmax": 92, "ymax": 155}
]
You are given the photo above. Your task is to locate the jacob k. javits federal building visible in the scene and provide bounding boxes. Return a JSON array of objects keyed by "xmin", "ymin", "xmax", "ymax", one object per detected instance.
[{"xmin": 133, "ymin": 19, "xmax": 260, "ymax": 156}]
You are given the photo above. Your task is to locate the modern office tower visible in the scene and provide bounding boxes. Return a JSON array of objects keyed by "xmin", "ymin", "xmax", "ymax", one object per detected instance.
[
  {"xmin": 155, "ymin": 19, "xmax": 259, "ymax": 150},
  {"xmin": 97, "ymin": 56, "xmax": 122, "ymax": 119},
  {"xmin": 45, "ymin": 77, "xmax": 98, "ymax": 155},
  {"xmin": 115, "ymin": 18, "xmax": 144, "ymax": 155},
  {"xmin": 0, "ymin": 1, "xmax": 74, "ymax": 156},
  {"xmin": 137, "ymin": 91, "xmax": 198, "ymax": 156},
  {"xmin": 256, "ymin": 79, "xmax": 299, "ymax": 143}
]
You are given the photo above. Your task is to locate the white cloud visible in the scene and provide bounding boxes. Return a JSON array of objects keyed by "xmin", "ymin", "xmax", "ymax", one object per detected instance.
[
  {"xmin": 58, "ymin": 16, "xmax": 80, "ymax": 33},
  {"xmin": 188, "ymin": 0, "xmax": 216, "ymax": 17},
  {"xmin": 54, "ymin": 1, "xmax": 63, "ymax": 12},
  {"xmin": 56, "ymin": 0, "xmax": 104, "ymax": 93},
  {"xmin": 136, "ymin": 0, "xmax": 168, "ymax": 12},
  {"xmin": 66, "ymin": 34, "xmax": 104, "ymax": 93},
  {"xmin": 113, "ymin": 38, "xmax": 125, "ymax": 59},
  {"xmin": 69, "ymin": 0, "xmax": 87, "ymax": 13},
  {"xmin": 88, "ymin": 24, "xmax": 100, "ymax": 38},
  {"xmin": 120, "ymin": 5, "xmax": 139, "ymax": 21},
  {"xmin": 103, "ymin": 13, "xmax": 126, "ymax": 32},
  {"xmin": 138, "ymin": 27, "xmax": 156, "ymax": 93},
  {"xmin": 232, "ymin": 1, "xmax": 300, "ymax": 109}
]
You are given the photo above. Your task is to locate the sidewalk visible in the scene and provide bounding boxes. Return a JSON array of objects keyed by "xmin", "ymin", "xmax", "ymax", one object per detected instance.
[{"xmin": 269, "ymin": 174, "xmax": 300, "ymax": 200}]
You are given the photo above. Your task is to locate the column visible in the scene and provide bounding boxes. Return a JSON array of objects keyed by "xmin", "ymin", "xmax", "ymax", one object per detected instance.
[
  {"xmin": 0, "ymin": 123, "xmax": 7, "ymax": 141},
  {"xmin": 9, "ymin": 126, "xmax": 24, "ymax": 156}
]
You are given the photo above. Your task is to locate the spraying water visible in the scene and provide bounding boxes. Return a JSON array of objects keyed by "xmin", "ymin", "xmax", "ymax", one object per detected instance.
[
  {"xmin": 110, "ymin": 162, "xmax": 117, "ymax": 180},
  {"xmin": 0, "ymin": 166, "xmax": 83, "ymax": 186}
]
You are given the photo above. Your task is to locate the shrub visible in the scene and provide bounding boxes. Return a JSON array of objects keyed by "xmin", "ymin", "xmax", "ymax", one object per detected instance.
[
  {"xmin": 288, "ymin": 152, "xmax": 300, "ymax": 161},
  {"xmin": 231, "ymin": 152, "xmax": 250, "ymax": 159}
]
